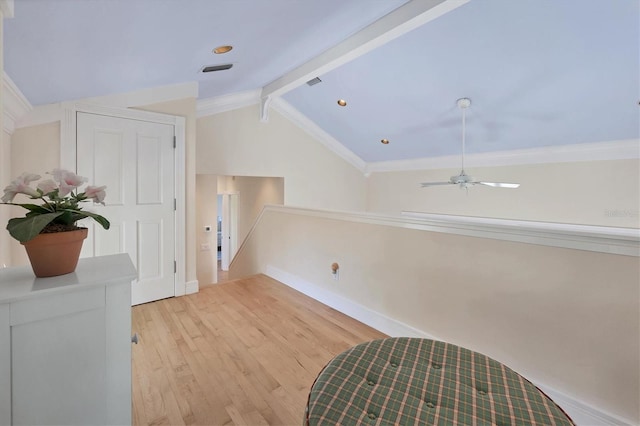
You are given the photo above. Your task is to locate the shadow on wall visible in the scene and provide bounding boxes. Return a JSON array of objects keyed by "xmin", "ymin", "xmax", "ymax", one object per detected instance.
[{"xmin": 196, "ymin": 174, "xmax": 284, "ymax": 286}]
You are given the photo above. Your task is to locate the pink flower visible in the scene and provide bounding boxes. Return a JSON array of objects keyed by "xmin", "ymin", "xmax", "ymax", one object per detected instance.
[
  {"xmin": 84, "ymin": 185, "xmax": 107, "ymax": 204},
  {"xmin": 1, "ymin": 173, "xmax": 41, "ymax": 203},
  {"xmin": 37, "ymin": 179, "xmax": 59, "ymax": 196},
  {"xmin": 50, "ymin": 169, "xmax": 87, "ymax": 197}
]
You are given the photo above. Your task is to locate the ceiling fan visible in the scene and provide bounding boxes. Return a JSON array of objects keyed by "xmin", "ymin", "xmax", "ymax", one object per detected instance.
[{"xmin": 420, "ymin": 98, "xmax": 520, "ymax": 190}]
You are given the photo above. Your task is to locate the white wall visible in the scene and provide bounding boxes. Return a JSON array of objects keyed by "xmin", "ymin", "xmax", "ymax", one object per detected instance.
[
  {"xmin": 366, "ymin": 159, "xmax": 640, "ymax": 228},
  {"xmin": 196, "ymin": 104, "xmax": 367, "ymax": 212}
]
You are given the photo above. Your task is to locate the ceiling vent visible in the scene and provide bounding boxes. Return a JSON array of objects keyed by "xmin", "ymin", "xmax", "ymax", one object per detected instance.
[
  {"xmin": 202, "ymin": 64, "xmax": 233, "ymax": 73},
  {"xmin": 306, "ymin": 77, "xmax": 322, "ymax": 86}
]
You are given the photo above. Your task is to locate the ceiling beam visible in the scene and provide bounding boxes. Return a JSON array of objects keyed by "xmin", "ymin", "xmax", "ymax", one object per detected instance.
[{"xmin": 260, "ymin": 0, "xmax": 470, "ymax": 104}]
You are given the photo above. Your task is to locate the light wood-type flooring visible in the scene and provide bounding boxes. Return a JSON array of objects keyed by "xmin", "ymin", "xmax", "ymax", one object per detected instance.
[{"xmin": 132, "ymin": 274, "xmax": 387, "ymax": 425}]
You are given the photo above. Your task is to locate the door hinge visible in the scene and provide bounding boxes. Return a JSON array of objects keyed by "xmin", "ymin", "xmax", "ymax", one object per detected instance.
[
  {"xmin": 173, "ymin": 135, "xmax": 176, "ymax": 148},
  {"xmin": 174, "ymin": 260, "xmax": 177, "ymax": 273},
  {"xmin": 174, "ymin": 198, "xmax": 176, "ymax": 210}
]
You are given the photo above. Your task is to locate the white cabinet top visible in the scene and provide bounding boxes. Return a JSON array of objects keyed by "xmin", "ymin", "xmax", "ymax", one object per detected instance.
[{"xmin": 0, "ymin": 254, "xmax": 137, "ymax": 304}]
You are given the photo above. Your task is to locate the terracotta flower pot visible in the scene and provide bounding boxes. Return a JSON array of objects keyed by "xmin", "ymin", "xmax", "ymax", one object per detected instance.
[{"xmin": 21, "ymin": 228, "xmax": 88, "ymax": 277}]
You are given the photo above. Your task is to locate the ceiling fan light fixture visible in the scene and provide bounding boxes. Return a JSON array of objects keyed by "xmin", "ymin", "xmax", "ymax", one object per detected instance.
[
  {"xmin": 213, "ymin": 45, "xmax": 233, "ymax": 54},
  {"xmin": 420, "ymin": 97, "xmax": 520, "ymax": 190}
]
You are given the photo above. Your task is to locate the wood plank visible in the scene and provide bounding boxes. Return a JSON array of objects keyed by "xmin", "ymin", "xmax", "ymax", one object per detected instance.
[{"xmin": 132, "ymin": 274, "xmax": 387, "ymax": 425}]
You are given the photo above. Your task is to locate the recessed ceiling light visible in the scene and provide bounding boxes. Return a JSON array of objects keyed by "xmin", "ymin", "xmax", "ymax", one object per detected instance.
[
  {"xmin": 381, "ymin": 139, "xmax": 389, "ymax": 144},
  {"xmin": 337, "ymin": 99, "xmax": 347, "ymax": 107},
  {"xmin": 213, "ymin": 45, "xmax": 233, "ymax": 54}
]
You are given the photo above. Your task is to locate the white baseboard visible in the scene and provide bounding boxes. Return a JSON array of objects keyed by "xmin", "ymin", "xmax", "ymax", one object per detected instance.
[
  {"xmin": 266, "ymin": 265, "xmax": 435, "ymax": 340},
  {"xmin": 265, "ymin": 265, "xmax": 635, "ymax": 426},
  {"xmin": 185, "ymin": 280, "xmax": 199, "ymax": 295}
]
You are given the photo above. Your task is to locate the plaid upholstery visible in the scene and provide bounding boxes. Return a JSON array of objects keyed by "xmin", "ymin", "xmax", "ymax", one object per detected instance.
[{"xmin": 305, "ymin": 338, "xmax": 574, "ymax": 425}]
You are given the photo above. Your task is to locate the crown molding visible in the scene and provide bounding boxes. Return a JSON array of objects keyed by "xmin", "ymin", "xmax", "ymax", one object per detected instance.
[
  {"xmin": 15, "ymin": 81, "xmax": 198, "ymax": 129},
  {"xmin": 365, "ymin": 139, "xmax": 640, "ymax": 174},
  {"xmin": 196, "ymin": 89, "xmax": 261, "ymax": 118},
  {"xmin": 3, "ymin": 72, "xmax": 33, "ymax": 134},
  {"xmin": 270, "ymin": 97, "xmax": 367, "ymax": 173},
  {"xmin": 0, "ymin": 0, "xmax": 14, "ymax": 18}
]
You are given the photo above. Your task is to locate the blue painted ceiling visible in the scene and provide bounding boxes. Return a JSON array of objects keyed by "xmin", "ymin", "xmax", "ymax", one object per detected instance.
[{"xmin": 4, "ymin": 0, "xmax": 639, "ymax": 163}]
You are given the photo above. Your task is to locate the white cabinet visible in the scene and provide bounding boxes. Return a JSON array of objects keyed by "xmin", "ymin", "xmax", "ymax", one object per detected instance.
[{"xmin": 0, "ymin": 254, "xmax": 137, "ymax": 426}]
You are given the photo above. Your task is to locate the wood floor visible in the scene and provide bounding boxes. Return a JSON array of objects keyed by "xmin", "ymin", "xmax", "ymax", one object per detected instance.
[{"xmin": 131, "ymin": 274, "xmax": 387, "ymax": 425}]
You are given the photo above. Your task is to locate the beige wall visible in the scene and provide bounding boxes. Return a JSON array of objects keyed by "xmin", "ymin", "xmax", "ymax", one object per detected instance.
[
  {"xmin": 0, "ymin": 130, "xmax": 9, "ymax": 267},
  {"xmin": 8, "ymin": 121, "xmax": 61, "ymax": 265},
  {"xmin": 231, "ymin": 208, "xmax": 640, "ymax": 423},
  {"xmin": 0, "ymin": 14, "xmax": 8, "ymax": 268},
  {"xmin": 196, "ymin": 104, "xmax": 367, "ymax": 212},
  {"xmin": 366, "ymin": 159, "xmax": 640, "ymax": 228},
  {"xmin": 195, "ymin": 174, "xmax": 217, "ymax": 286},
  {"xmin": 194, "ymin": 174, "xmax": 285, "ymax": 286},
  {"xmin": 219, "ymin": 175, "xmax": 284, "ymax": 244}
]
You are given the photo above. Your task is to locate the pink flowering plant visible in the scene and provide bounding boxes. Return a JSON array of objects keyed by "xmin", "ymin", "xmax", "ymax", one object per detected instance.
[{"xmin": 2, "ymin": 169, "xmax": 110, "ymax": 243}]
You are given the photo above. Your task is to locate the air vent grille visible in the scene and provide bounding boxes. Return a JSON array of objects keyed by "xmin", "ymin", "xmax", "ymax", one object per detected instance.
[
  {"xmin": 202, "ymin": 64, "xmax": 233, "ymax": 73},
  {"xmin": 306, "ymin": 77, "xmax": 322, "ymax": 86}
]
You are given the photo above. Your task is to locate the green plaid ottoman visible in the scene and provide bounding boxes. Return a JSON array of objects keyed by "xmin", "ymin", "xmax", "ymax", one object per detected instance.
[{"xmin": 305, "ymin": 338, "xmax": 574, "ymax": 425}]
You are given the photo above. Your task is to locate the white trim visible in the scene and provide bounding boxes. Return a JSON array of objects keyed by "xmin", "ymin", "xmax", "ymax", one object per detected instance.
[
  {"xmin": 0, "ymin": 0, "xmax": 14, "ymax": 18},
  {"xmin": 60, "ymin": 103, "xmax": 189, "ymax": 298},
  {"xmin": 15, "ymin": 82, "xmax": 198, "ymax": 129},
  {"xmin": 2, "ymin": 72, "xmax": 33, "ymax": 134},
  {"xmin": 261, "ymin": 0, "xmax": 469, "ymax": 99},
  {"xmin": 270, "ymin": 97, "xmax": 367, "ymax": 172},
  {"xmin": 259, "ymin": 205, "xmax": 640, "ymax": 257},
  {"xmin": 366, "ymin": 139, "xmax": 640, "ymax": 173},
  {"xmin": 266, "ymin": 265, "xmax": 436, "ymax": 339},
  {"xmin": 536, "ymin": 385, "xmax": 634, "ymax": 426},
  {"xmin": 185, "ymin": 280, "xmax": 199, "ymax": 295},
  {"xmin": 196, "ymin": 89, "xmax": 261, "ymax": 118},
  {"xmin": 174, "ymin": 117, "xmax": 187, "ymax": 296},
  {"xmin": 267, "ymin": 265, "xmax": 635, "ymax": 426}
]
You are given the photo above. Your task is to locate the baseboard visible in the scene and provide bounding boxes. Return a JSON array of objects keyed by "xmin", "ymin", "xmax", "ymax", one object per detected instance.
[
  {"xmin": 536, "ymin": 385, "xmax": 634, "ymax": 426},
  {"xmin": 265, "ymin": 265, "xmax": 436, "ymax": 340},
  {"xmin": 185, "ymin": 280, "xmax": 199, "ymax": 295},
  {"xmin": 265, "ymin": 265, "xmax": 635, "ymax": 426}
]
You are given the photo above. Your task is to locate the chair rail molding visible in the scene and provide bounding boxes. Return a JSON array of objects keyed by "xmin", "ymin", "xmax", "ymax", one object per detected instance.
[{"xmin": 246, "ymin": 205, "xmax": 640, "ymax": 257}]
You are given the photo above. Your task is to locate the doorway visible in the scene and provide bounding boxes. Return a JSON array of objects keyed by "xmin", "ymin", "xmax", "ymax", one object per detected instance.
[{"xmin": 217, "ymin": 193, "xmax": 239, "ymax": 272}]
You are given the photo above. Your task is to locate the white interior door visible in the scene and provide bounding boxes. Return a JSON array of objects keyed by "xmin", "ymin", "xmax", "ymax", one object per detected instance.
[{"xmin": 76, "ymin": 112, "xmax": 175, "ymax": 305}]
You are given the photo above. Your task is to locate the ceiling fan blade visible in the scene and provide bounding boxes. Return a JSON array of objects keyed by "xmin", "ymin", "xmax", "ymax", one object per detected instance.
[
  {"xmin": 477, "ymin": 181, "xmax": 520, "ymax": 188},
  {"xmin": 420, "ymin": 182, "xmax": 453, "ymax": 187}
]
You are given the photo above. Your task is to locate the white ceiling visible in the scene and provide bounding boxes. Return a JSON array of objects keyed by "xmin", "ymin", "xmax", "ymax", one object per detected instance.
[{"xmin": 4, "ymin": 0, "xmax": 639, "ymax": 163}]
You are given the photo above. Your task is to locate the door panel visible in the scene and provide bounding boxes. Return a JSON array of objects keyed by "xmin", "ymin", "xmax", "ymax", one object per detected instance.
[{"xmin": 76, "ymin": 112, "xmax": 175, "ymax": 305}]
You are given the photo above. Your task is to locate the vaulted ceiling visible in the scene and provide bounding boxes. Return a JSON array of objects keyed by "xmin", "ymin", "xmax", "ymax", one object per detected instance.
[{"xmin": 4, "ymin": 0, "xmax": 639, "ymax": 165}]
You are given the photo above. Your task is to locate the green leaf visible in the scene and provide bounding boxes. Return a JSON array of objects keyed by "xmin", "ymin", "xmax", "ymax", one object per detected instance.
[
  {"xmin": 7, "ymin": 212, "xmax": 65, "ymax": 242},
  {"xmin": 80, "ymin": 211, "xmax": 111, "ymax": 230}
]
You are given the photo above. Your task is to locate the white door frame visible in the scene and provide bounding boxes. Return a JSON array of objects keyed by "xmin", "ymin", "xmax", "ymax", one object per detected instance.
[
  {"xmin": 218, "ymin": 192, "xmax": 238, "ymax": 272},
  {"xmin": 59, "ymin": 103, "xmax": 187, "ymax": 297}
]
